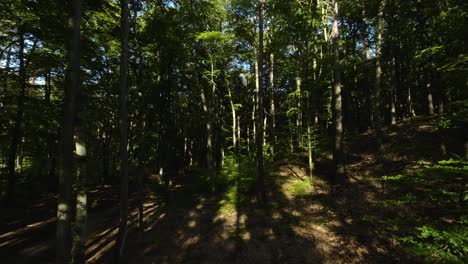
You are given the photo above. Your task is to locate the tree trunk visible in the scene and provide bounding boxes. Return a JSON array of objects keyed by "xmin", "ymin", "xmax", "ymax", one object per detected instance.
[
  {"xmin": 71, "ymin": 129, "xmax": 87, "ymax": 264},
  {"xmin": 227, "ymin": 84, "xmax": 237, "ymax": 154},
  {"xmin": 253, "ymin": 62, "xmax": 258, "ymax": 148},
  {"xmin": 269, "ymin": 52, "xmax": 276, "ymax": 158},
  {"xmin": 373, "ymin": 0, "xmax": 385, "ymax": 147},
  {"xmin": 427, "ymin": 79, "xmax": 435, "ymax": 115},
  {"xmin": 306, "ymin": 92, "xmax": 314, "ymax": 181},
  {"xmin": 116, "ymin": 0, "xmax": 130, "ymax": 262},
  {"xmin": 209, "ymin": 57, "xmax": 217, "ymax": 190},
  {"xmin": 6, "ymin": 32, "xmax": 25, "ymax": 205},
  {"xmin": 237, "ymin": 114, "xmax": 241, "ymax": 153},
  {"xmin": 57, "ymin": 0, "xmax": 82, "ymax": 262},
  {"xmin": 331, "ymin": 0, "xmax": 345, "ymax": 179},
  {"xmin": 296, "ymin": 77, "xmax": 303, "ymax": 148},
  {"xmin": 256, "ymin": 0, "xmax": 266, "ymax": 204},
  {"xmin": 200, "ymin": 78, "xmax": 213, "ymax": 187},
  {"xmin": 391, "ymin": 57, "xmax": 397, "ymax": 125}
]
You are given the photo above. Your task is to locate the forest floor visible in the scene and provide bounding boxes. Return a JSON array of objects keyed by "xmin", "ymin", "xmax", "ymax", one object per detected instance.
[{"xmin": 0, "ymin": 115, "xmax": 465, "ymax": 263}]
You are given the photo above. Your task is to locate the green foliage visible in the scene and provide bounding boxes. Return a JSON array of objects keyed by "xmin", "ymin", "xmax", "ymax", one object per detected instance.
[
  {"xmin": 381, "ymin": 159, "xmax": 468, "ymax": 263},
  {"xmin": 444, "ymin": 100, "xmax": 468, "ymax": 126},
  {"xmin": 217, "ymin": 156, "xmax": 258, "ymax": 214},
  {"xmin": 195, "ymin": 31, "xmax": 230, "ymax": 42},
  {"xmin": 401, "ymin": 221, "xmax": 468, "ymax": 263},
  {"xmin": 288, "ymin": 178, "xmax": 312, "ymax": 197}
]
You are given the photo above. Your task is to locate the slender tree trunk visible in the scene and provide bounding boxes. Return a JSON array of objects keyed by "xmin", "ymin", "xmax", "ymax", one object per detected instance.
[
  {"xmin": 237, "ymin": 115, "xmax": 241, "ymax": 153},
  {"xmin": 210, "ymin": 57, "xmax": 217, "ymax": 191},
  {"xmin": 256, "ymin": 0, "xmax": 266, "ymax": 204},
  {"xmin": 6, "ymin": 33, "xmax": 25, "ymax": 205},
  {"xmin": 373, "ymin": 0, "xmax": 385, "ymax": 147},
  {"xmin": 331, "ymin": 0, "xmax": 345, "ymax": 179},
  {"xmin": 391, "ymin": 57, "xmax": 397, "ymax": 125},
  {"xmin": 45, "ymin": 72, "xmax": 57, "ymax": 192},
  {"xmin": 253, "ymin": 62, "xmax": 258, "ymax": 147},
  {"xmin": 269, "ymin": 52, "xmax": 276, "ymax": 157},
  {"xmin": 247, "ymin": 126, "xmax": 250, "ymax": 152},
  {"xmin": 306, "ymin": 92, "xmax": 314, "ymax": 181},
  {"xmin": 227, "ymin": 84, "xmax": 237, "ymax": 154},
  {"xmin": 200, "ymin": 79, "xmax": 213, "ymax": 186},
  {"xmin": 296, "ymin": 77, "xmax": 303, "ymax": 148},
  {"xmin": 427, "ymin": 79, "xmax": 435, "ymax": 115},
  {"xmin": 289, "ymin": 116, "xmax": 294, "ymax": 154},
  {"xmin": 132, "ymin": 9, "xmax": 145, "ymax": 231},
  {"xmin": 57, "ymin": 0, "xmax": 82, "ymax": 262},
  {"xmin": 116, "ymin": 0, "xmax": 130, "ymax": 262},
  {"xmin": 263, "ymin": 115, "xmax": 267, "ymax": 147}
]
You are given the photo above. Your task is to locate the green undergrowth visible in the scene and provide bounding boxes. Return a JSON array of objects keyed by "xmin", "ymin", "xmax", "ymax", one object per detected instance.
[
  {"xmin": 217, "ymin": 155, "xmax": 258, "ymax": 214},
  {"xmin": 380, "ymin": 159, "xmax": 468, "ymax": 263},
  {"xmin": 288, "ymin": 177, "xmax": 313, "ymax": 197}
]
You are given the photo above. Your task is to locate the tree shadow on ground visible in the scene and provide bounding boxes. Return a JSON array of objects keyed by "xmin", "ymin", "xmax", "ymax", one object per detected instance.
[{"xmin": 126, "ymin": 158, "xmax": 323, "ymax": 264}]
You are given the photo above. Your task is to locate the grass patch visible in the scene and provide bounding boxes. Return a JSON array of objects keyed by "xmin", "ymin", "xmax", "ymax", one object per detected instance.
[{"xmin": 288, "ymin": 178, "xmax": 313, "ymax": 197}]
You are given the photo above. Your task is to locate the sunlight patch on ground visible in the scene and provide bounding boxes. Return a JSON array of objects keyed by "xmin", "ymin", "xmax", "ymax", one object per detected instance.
[
  {"xmin": 85, "ymin": 227, "xmax": 118, "ymax": 263},
  {"xmin": 0, "ymin": 217, "xmax": 56, "ymax": 244}
]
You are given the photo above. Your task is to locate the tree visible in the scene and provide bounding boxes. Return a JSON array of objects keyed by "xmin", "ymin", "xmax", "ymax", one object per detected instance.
[
  {"xmin": 256, "ymin": 0, "xmax": 266, "ymax": 203},
  {"xmin": 373, "ymin": 0, "xmax": 385, "ymax": 148},
  {"xmin": 56, "ymin": 0, "xmax": 82, "ymax": 263},
  {"xmin": 116, "ymin": 0, "xmax": 130, "ymax": 261},
  {"xmin": 331, "ymin": 0, "xmax": 344, "ymax": 179}
]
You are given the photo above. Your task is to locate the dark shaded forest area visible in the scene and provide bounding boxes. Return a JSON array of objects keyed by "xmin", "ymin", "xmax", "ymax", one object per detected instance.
[{"xmin": 0, "ymin": 0, "xmax": 467, "ymax": 263}]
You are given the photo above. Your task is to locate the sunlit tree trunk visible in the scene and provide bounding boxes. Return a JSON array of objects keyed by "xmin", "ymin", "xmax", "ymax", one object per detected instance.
[
  {"xmin": 253, "ymin": 61, "xmax": 258, "ymax": 147},
  {"xmin": 427, "ymin": 79, "xmax": 435, "ymax": 115},
  {"xmin": 237, "ymin": 114, "xmax": 241, "ymax": 153},
  {"xmin": 296, "ymin": 76, "xmax": 303, "ymax": 148},
  {"xmin": 269, "ymin": 52, "xmax": 276, "ymax": 158},
  {"xmin": 116, "ymin": 0, "xmax": 130, "ymax": 262},
  {"xmin": 57, "ymin": 0, "xmax": 82, "ymax": 262},
  {"xmin": 331, "ymin": 0, "xmax": 345, "ymax": 178},
  {"xmin": 306, "ymin": 91, "xmax": 314, "ymax": 181},
  {"xmin": 71, "ymin": 128, "xmax": 87, "ymax": 264},
  {"xmin": 391, "ymin": 57, "xmax": 397, "ymax": 125},
  {"xmin": 227, "ymin": 84, "xmax": 237, "ymax": 154}
]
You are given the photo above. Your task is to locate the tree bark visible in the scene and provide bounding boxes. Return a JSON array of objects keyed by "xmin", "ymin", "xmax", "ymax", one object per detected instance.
[
  {"xmin": 269, "ymin": 52, "xmax": 276, "ymax": 158},
  {"xmin": 116, "ymin": 0, "xmax": 130, "ymax": 262},
  {"xmin": 227, "ymin": 84, "xmax": 237, "ymax": 154},
  {"xmin": 427, "ymin": 79, "xmax": 435, "ymax": 115},
  {"xmin": 331, "ymin": 0, "xmax": 345, "ymax": 179},
  {"xmin": 57, "ymin": 0, "xmax": 82, "ymax": 262},
  {"xmin": 296, "ymin": 76, "xmax": 303, "ymax": 148},
  {"xmin": 71, "ymin": 128, "xmax": 87, "ymax": 264}
]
